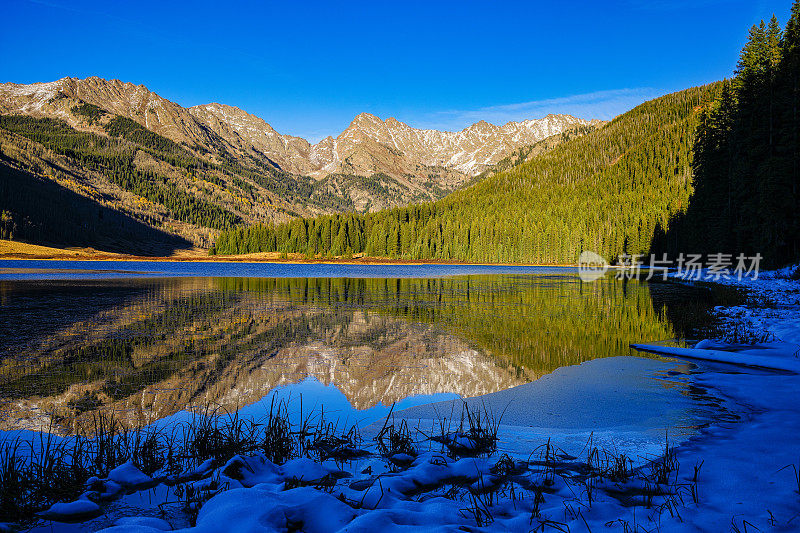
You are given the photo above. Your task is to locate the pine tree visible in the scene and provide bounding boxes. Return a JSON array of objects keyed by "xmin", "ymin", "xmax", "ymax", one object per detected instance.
[{"xmin": 668, "ymin": 3, "xmax": 800, "ymax": 265}]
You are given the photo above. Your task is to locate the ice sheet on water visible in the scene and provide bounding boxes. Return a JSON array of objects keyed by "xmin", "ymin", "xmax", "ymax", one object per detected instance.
[{"xmin": 385, "ymin": 356, "xmax": 713, "ymax": 458}]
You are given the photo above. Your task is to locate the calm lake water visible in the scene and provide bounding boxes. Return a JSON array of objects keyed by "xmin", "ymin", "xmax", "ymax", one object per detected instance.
[{"xmin": 0, "ymin": 261, "xmax": 728, "ymax": 439}]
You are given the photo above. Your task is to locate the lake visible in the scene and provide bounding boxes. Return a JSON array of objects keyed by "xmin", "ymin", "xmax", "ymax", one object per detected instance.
[{"xmin": 0, "ymin": 260, "xmax": 730, "ymax": 448}]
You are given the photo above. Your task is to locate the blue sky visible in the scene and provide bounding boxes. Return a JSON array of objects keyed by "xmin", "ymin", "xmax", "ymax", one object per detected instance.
[{"xmin": 1, "ymin": 0, "xmax": 792, "ymax": 142}]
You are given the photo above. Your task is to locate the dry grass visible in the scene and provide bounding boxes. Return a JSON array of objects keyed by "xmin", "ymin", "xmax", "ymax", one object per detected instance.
[
  {"xmin": 0, "ymin": 239, "xmax": 89, "ymax": 257},
  {"xmin": 0, "ymin": 239, "xmax": 575, "ymax": 265},
  {"xmin": 0, "ymin": 400, "xmax": 358, "ymax": 528},
  {"xmin": 0, "ymin": 238, "xmax": 204, "ymax": 260}
]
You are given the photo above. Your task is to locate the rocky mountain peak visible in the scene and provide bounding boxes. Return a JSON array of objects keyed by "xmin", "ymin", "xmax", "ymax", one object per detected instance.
[{"xmin": 349, "ymin": 112, "xmax": 382, "ymax": 127}]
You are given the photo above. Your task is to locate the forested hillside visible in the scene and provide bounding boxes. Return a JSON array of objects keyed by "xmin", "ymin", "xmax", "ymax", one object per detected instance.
[
  {"xmin": 213, "ymin": 83, "xmax": 721, "ymax": 262},
  {"xmin": 0, "ymin": 114, "xmax": 260, "ymax": 249},
  {"xmin": 1, "ymin": 115, "xmax": 241, "ymax": 231},
  {"xmin": 656, "ymin": 7, "xmax": 800, "ymax": 266}
]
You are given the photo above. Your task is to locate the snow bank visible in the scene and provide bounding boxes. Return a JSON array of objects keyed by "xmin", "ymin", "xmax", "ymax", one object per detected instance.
[
  {"xmin": 108, "ymin": 461, "xmax": 158, "ymax": 489},
  {"xmin": 631, "ymin": 342, "xmax": 800, "ymax": 372},
  {"xmin": 662, "ymin": 362, "xmax": 800, "ymax": 531},
  {"xmin": 190, "ymin": 486, "xmax": 357, "ymax": 533},
  {"xmin": 109, "ymin": 517, "xmax": 172, "ymax": 531},
  {"xmin": 36, "ymin": 497, "xmax": 102, "ymax": 522}
]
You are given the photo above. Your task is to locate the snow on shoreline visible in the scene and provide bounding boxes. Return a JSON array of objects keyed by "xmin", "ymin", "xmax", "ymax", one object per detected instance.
[
  {"xmin": 672, "ymin": 263, "xmax": 800, "ymax": 346},
  {"xmin": 631, "ymin": 341, "xmax": 800, "ymax": 372},
  {"xmin": 630, "ymin": 263, "xmax": 800, "ymax": 531},
  {"xmin": 632, "ymin": 264, "xmax": 800, "ymax": 384},
  {"xmin": 39, "ymin": 358, "xmax": 799, "ymax": 532}
]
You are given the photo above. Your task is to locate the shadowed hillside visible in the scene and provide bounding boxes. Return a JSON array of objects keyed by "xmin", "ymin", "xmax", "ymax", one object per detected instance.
[
  {"xmin": 653, "ymin": 10, "xmax": 800, "ymax": 267},
  {"xmin": 0, "ymin": 162, "xmax": 192, "ymax": 255}
]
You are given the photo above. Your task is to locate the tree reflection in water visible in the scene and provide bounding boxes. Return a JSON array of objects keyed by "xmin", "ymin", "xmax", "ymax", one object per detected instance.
[{"xmin": 0, "ymin": 273, "xmax": 720, "ymax": 433}]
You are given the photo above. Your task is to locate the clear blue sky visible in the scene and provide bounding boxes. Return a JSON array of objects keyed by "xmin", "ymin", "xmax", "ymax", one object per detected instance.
[{"xmin": 1, "ymin": 0, "xmax": 792, "ymax": 142}]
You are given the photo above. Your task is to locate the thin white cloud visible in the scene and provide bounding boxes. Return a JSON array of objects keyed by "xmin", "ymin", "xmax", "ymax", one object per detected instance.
[{"xmin": 413, "ymin": 88, "xmax": 663, "ymax": 131}]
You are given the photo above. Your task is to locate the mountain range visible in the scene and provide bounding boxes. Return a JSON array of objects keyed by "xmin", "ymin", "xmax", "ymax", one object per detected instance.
[
  {"xmin": 0, "ymin": 76, "xmax": 596, "ymax": 187},
  {"xmin": 0, "ymin": 76, "xmax": 598, "ymax": 252},
  {"xmin": 189, "ymin": 101, "xmax": 594, "ymax": 179}
]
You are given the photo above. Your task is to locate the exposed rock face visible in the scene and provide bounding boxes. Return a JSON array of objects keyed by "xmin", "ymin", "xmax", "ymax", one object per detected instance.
[
  {"xmin": 0, "ymin": 77, "xmax": 223, "ymax": 150},
  {"xmin": 189, "ymin": 106, "xmax": 597, "ymax": 181},
  {"xmin": 1, "ymin": 77, "xmax": 599, "ymax": 184},
  {"xmin": 306, "ymin": 112, "xmax": 598, "ymax": 178},
  {"xmin": 187, "ymin": 103, "xmax": 317, "ymax": 174}
]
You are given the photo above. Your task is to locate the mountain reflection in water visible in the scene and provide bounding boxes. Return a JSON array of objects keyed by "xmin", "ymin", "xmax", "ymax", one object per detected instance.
[{"xmin": 0, "ymin": 273, "xmax": 714, "ymax": 433}]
